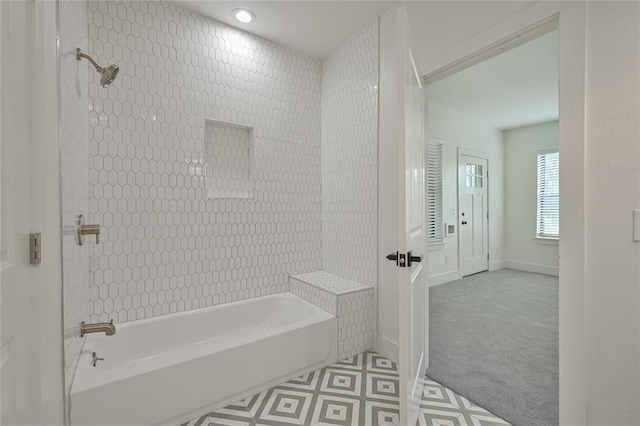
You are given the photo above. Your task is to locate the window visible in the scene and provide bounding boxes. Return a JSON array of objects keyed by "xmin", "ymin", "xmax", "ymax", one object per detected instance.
[
  {"xmin": 536, "ymin": 151, "xmax": 559, "ymax": 239},
  {"xmin": 465, "ymin": 163, "xmax": 483, "ymax": 188},
  {"xmin": 427, "ymin": 139, "xmax": 443, "ymax": 244}
]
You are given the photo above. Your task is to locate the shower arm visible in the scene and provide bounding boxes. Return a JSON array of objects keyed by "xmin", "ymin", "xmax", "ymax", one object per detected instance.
[{"xmin": 76, "ymin": 48, "xmax": 103, "ymax": 71}]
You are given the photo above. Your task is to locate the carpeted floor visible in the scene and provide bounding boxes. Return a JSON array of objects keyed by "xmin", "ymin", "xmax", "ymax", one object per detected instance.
[{"xmin": 426, "ymin": 269, "xmax": 559, "ymax": 426}]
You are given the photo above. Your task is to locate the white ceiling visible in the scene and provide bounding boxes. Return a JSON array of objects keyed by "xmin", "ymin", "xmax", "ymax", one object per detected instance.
[
  {"xmin": 173, "ymin": 1, "xmax": 537, "ymax": 63},
  {"xmin": 173, "ymin": 0, "xmax": 398, "ymax": 59},
  {"xmin": 428, "ymin": 30, "xmax": 559, "ymax": 130}
]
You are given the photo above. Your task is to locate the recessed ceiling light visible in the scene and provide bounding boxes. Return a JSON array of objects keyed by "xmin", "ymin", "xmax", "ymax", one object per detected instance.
[{"xmin": 232, "ymin": 8, "xmax": 255, "ymax": 24}]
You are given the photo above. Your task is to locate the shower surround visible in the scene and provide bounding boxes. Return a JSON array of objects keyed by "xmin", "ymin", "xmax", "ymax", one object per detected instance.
[
  {"xmin": 87, "ymin": 0, "xmax": 379, "ymax": 330},
  {"xmin": 88, "ymin": 0, "xmax": 322, "ymax": 322}
]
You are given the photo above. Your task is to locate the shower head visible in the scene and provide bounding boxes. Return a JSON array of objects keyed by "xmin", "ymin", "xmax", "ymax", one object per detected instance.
[
  {"xmin": 99, "ymin": 64, "xmax": 119, "ymax": 88},
  {"xmin": 76, "ymin": 48, "xmax": 119, "ymax": 88}
]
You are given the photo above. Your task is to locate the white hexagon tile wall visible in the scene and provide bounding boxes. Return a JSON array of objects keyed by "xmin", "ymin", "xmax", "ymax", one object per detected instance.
[
  {"xmin": 87, "ymin": 0, "xmax": 322, "ymax": 323},
  {"xmin": 321, "ymin": 21, "xmax": 379, "ymax": 348},
  {"xmin": 87, "ymin": 0, "xmax": 379, "ymax": 333},
  {"xmin": 321, "ymin": 23, "xmax": 379, "ymax": 291}
]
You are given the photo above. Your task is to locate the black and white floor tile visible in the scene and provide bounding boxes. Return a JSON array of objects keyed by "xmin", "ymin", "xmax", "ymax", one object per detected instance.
[{"xmin": 181, "ymin": 352, "xmax": 509, "ymax": 426}]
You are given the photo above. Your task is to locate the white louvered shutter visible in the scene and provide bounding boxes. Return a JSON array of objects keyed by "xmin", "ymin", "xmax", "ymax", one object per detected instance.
[
  {"xmin": 536, "ymin": 151, "xmax": 560, "ymax": 239},
  {"xmin": 427, "ymin": 140, "xmax": 443, "ymax": 244}
]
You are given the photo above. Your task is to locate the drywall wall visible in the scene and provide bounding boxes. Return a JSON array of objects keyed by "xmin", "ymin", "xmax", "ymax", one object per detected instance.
[
  {"xmin": 585, "ymin": 2, "xmax": 640, "ymax": 423},
  {"xmin": 504, "ymin": 121, "xmax": 559, "ymax": 275},
  {"xmin": 427, "ymin": 102, "xmax": 505, "ymax": 285}
]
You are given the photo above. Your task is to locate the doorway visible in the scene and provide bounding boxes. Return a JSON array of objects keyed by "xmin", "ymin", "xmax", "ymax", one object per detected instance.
[{"xmin": 424, "ymin": 25, "xmax": 560, "ymax": 425}]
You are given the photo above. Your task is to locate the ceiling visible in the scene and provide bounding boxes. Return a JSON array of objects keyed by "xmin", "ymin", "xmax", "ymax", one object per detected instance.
[
  {"xmin": 428, "ymin": 30, "xmax": 559, "ymax": 130},
  {"xmin": 173, "ymin": 1, "xmax": 536, "ymax": 62},
  {"xmin": 174, "ymin": 1, "xmax": 397, "ymax": 59}
]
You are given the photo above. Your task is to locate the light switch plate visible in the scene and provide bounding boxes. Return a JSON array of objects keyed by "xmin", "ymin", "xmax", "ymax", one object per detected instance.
[{"xmin": 634, "ymin": 209, "xmax": 640, "ymax": 242}]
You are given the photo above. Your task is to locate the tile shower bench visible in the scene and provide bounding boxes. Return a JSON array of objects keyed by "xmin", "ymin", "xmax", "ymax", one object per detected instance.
[{"xmin": 290, "ymin": 271, "xmax": 375, "ymax": 360}]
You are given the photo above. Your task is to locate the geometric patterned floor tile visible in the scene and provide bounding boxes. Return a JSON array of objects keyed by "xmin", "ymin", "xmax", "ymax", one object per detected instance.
[{"xmin": 180, "ymin": 352, "xmax": 509, "ymax": 426}]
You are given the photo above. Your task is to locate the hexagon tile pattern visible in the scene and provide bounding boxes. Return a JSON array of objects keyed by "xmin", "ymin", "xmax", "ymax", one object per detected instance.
[
  {"xmin": 321, "ymin": 20, "xmax": 379, "ymax": 344},
  {"xmin": 87, "ymin": 0, "xmax": 323, "ymax": 323}
]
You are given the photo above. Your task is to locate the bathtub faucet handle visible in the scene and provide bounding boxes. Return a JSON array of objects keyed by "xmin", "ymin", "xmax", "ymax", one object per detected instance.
[{"xmin": 76, "ymin": 215, "xmax": 101, "ymax": 245}]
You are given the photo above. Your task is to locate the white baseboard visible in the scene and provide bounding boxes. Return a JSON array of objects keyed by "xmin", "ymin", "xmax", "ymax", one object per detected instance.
[
  {"xmin": 428, "ymin": 270, "xmax": 460, "ymax": 287},
  {"xmin": 375, "ymin": 335, "xmax": 399, "ymax": 363},
  {"xmin": 504, "ymin": 260, "xmax": 559, "ymax": 276},
  {"xmin": 490, "ymin": 260, "xmax": 505, "ymax": 271}
]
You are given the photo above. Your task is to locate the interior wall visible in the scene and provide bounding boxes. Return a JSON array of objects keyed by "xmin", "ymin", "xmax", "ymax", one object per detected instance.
[
  {"xmin": 427, "ymin": 101, "xmax": 505, "ymax": 285},
  {"xmin": 321, "ymin": 21, "xmax": 378, "ymax": 289},
  {"xmin": 87, "ymin": 0, "xmax": 323, "ymax": 323},
  {"xmin": 585, "ymin": 2, "xmax": 640, "ymax": 423},
  {"xmin": 59, "ymin": 0, "xmax": 90, "ymax": 409},
  {"xmin": 504, "ymin": 120, "xmax": 559, "ymax": 275}
]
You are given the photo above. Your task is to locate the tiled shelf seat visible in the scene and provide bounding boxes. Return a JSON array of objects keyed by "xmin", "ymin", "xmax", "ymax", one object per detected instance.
[{"xmin": 290, "ymin": 271, "xmax": 375, "ymax": 360}]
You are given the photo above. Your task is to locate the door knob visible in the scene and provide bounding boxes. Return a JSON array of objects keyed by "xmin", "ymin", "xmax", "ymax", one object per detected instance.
[{"xmin": 407, "ymin": 251, "xmax": 422, "ymax": 267}]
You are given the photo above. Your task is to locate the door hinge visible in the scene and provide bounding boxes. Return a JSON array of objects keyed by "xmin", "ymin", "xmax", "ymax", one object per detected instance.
[
  {"xmin": 487, "ymin": 253, "xmax": 490, "ymax": 261},
  {"xmin": 30, "ymin": 233, "xmax": 41, "ymax": 265}
]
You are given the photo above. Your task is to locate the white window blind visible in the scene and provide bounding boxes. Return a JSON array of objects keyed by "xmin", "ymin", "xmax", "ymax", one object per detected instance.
[
  {"xmin": 427, "ymin": 140, "xmax": 443, "ymax": 244},
  {"xmin": 536, "ymin": 151, "xmax": 559, "ymax": 239}
]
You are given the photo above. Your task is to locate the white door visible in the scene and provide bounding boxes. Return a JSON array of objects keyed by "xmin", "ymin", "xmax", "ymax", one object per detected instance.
[
  {"xmin": 1, "ymin": 1, "xmax": 33, "ymax": 422},
  {"xmin": 396, "ymin": 7, "xmax": 427, "ymax": 426},
  {"xmin": 1, "ymin": 1, "xmax": 64, "ymax": 423},
  {"xmin": 458, "ymin": 152, "xmax": 489, "ymax": 277}
]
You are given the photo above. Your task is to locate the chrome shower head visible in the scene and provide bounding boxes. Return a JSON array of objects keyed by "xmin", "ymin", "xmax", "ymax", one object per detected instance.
[{"xmin": 76, "ymin": 48, "xmax": 119, "ymax": 88}]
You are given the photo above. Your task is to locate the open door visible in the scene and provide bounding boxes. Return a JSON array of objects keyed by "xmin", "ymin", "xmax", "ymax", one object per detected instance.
[
  {"xmin": 380, "ymin": 6, "xmax": 428, "ymax": 425},
  {"xmin": 1, "ymin": 2, "xmax": 33, "ymax": 422},
  {"xmin": 398, "ymin": 10, "xmax": 427, "ymax": 426},
  {"xmin": 1, "ymin": 1, "xmax": 63, "ymax": 423}
]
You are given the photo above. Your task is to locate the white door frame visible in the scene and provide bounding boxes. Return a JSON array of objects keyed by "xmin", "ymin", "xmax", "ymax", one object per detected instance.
[
  {"xmin": 422, "ymin": 3, "xmax": 586, "ymax": 423},
  {"xmin": 456, "ymin": 148, "xmax": 489, "ymax": 279}
]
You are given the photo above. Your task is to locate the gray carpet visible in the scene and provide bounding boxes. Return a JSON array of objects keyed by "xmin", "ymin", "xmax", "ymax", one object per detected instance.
[{"xmin": 426, "ymin": 269, "xmax": 558, "ymax": 426}]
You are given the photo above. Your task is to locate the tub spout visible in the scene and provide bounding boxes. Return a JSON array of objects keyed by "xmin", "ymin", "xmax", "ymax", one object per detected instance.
[{"xmin": 81, "ymin": 319, "xmax": 116, "ymax": 337}]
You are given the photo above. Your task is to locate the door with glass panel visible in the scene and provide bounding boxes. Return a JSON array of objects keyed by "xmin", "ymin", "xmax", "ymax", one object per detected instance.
[{"xmin": 458, "ymin": 151, "xmax": 489, "ymax": 277}]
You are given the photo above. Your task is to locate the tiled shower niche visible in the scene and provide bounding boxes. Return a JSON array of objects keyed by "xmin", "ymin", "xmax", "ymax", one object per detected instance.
[{"xmin": 205, "ymin": 120, "xmax": 254, "ymax": 199}]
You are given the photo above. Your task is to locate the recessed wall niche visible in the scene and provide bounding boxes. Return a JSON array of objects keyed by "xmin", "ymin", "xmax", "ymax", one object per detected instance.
[{"xmin": 204, "ymin": 119, "xmax": 255, "ymax": 199}]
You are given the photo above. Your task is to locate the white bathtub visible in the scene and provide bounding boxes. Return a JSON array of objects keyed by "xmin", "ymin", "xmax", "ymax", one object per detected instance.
[{"xmin": 71, "ymin": 292, "xmax": 337, "ymax": 425}]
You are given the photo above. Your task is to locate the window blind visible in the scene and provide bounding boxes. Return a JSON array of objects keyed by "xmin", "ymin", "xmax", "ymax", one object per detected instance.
[
  {"xmin": 427, "ymin": 140, "xmax": 443, "ymax": 244},
  {"xmin": 536, "ymin": 151, "xmax": 559, "ymax": 239}
]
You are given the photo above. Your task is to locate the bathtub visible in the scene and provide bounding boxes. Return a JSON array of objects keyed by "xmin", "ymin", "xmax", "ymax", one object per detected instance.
[{"xmin": 70, "ymin": 292, "xmax": 337, "ymax": 425}]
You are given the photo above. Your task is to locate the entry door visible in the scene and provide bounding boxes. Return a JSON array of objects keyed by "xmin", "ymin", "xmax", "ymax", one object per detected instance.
[
  {"xmin": 396, "ymin": 7, "xmax": 427, "ymax": 426},
  {"xmin": 458, "ymin": 152, "xmax": 489, "ymax": 277}
]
